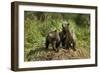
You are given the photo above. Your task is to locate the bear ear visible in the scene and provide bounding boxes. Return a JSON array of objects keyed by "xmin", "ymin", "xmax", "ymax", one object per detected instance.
[
  {"xmin": 67, "ymin": 23, "xmax": 70, "ymax": 26},
  {"xmin": 62, "ymin": 24, "xmax": 64, "ymax": 28},
  {"xmin": 62, "ymin": 24, "xmax": 66, "ymax": 28}
]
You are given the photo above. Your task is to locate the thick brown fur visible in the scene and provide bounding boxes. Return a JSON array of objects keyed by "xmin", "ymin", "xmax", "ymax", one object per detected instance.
[
  {"xmin": 45, "ymin": 30, "xmax": 60, "ymax": 52},
  {"xmin": 60, "ymin": 22, "xmax": 76, "ymax": 51}
]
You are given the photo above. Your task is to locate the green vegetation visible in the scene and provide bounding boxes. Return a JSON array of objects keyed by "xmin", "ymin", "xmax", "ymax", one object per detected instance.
[{"xmin": 24, "ymin": 11, "xmax": 90, "ymax": 61}]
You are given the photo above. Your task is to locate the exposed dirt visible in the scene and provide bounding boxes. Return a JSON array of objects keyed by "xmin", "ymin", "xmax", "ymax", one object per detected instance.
[
  {"xmin": 44, "ymin": 48, "xmax": 90, "ymax": 60},
  {"xmin": 26, "ymin": 48, "xmax": 90, "ymax": 61}
]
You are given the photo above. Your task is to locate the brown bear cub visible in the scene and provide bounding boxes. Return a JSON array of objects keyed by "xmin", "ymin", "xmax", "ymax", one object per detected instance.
[
  {"xmin": 60, "ymin": 21, "xmax": 76, "ymax": 51},
  {"xmin": 45, "ymin": 30, "xmax": 60, "ymax": 52}
]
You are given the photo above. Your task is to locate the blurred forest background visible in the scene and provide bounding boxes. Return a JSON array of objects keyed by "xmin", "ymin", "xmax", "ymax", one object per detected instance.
[{"xmin": 24, "ymin": 11, "xmax": 90, "ymax": 61}]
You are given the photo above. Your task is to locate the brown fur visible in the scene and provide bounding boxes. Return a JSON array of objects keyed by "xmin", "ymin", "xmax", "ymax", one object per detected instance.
[
  {"xmin": 45, "ymin": 30, "xmax": 60, "ymax": 52},
  {"xmin": 60, "ymin": 22, "xmax": 76, "ymax": 51}
]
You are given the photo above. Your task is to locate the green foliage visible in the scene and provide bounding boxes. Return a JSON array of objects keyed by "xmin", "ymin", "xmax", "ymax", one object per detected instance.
[{"xmin": 24, "ymin": 11, "xmax": 90, "ymax": 61}]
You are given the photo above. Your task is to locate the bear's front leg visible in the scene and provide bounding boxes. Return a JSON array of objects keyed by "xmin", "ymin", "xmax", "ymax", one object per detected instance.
[{"xmin": 52, "ymin": 41, "xmax": 58, "ymax": 52}]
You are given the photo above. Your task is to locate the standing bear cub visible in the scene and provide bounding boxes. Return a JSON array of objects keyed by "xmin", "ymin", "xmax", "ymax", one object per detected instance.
[
  {"xmin": 60, "ymin": 21, "xmax": 76, "ymax": 51},
  {"xmin": 45, "ymin": 30, "xmax": 60, "ymax": 52}
]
